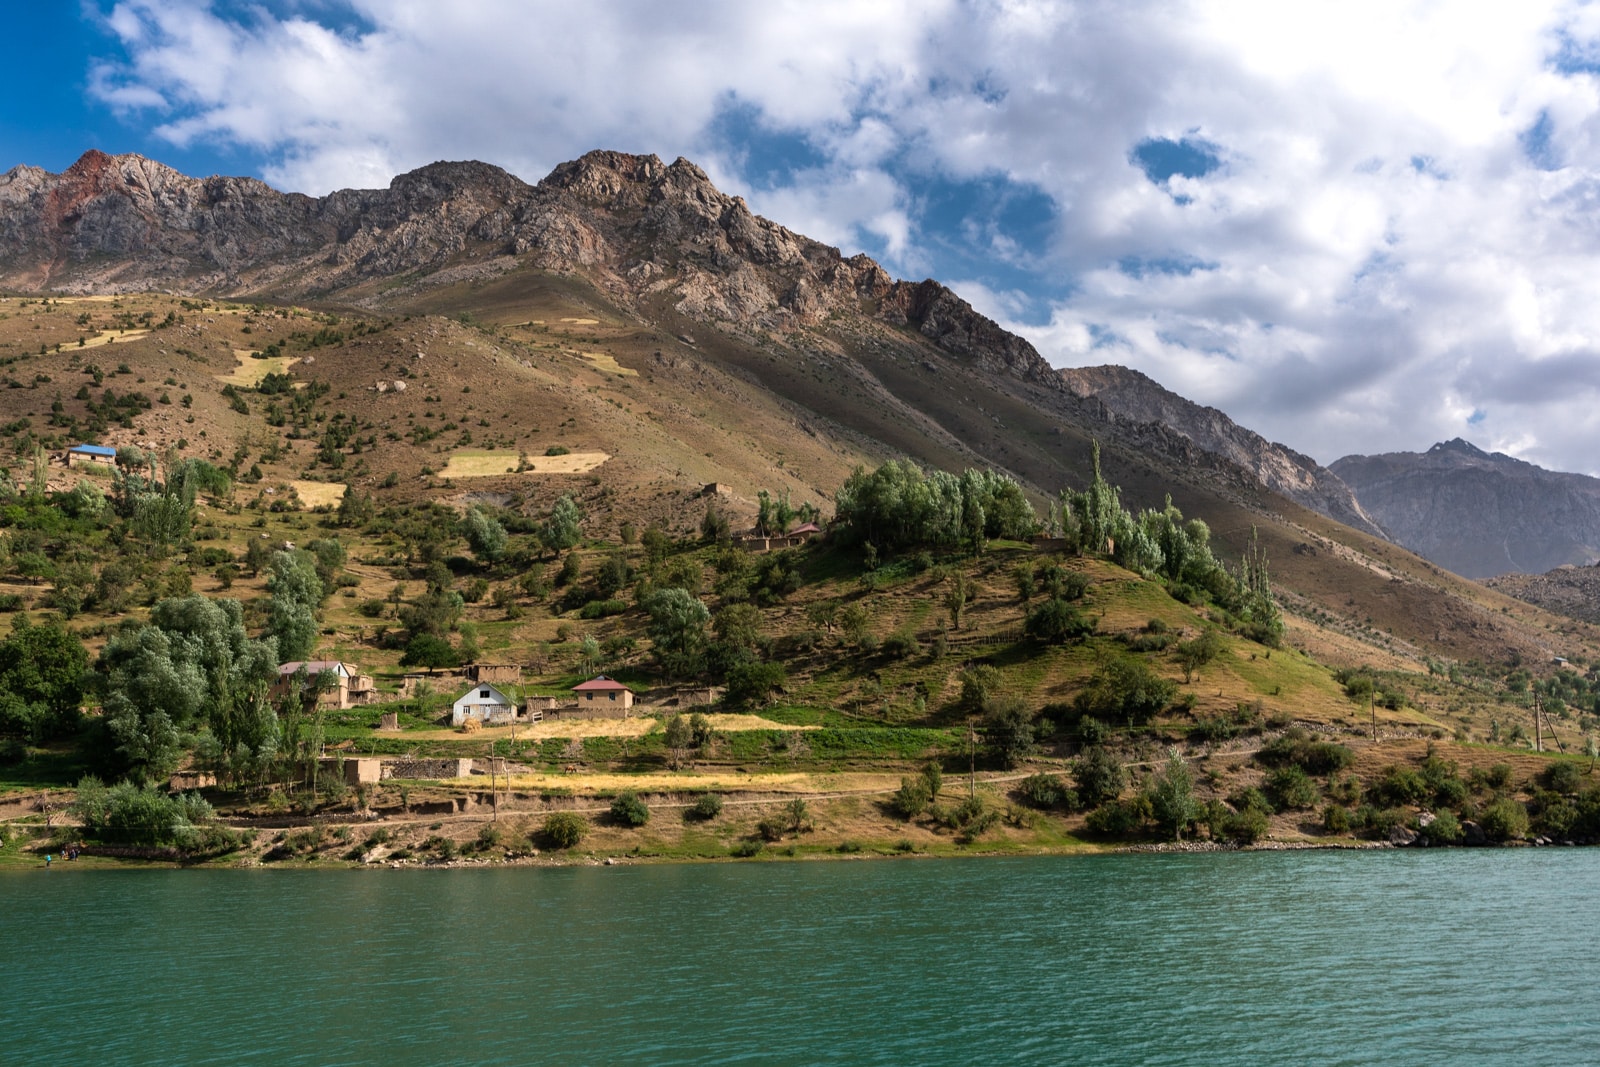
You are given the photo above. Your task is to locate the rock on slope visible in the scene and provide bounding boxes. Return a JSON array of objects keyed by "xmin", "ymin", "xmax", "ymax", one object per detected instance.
[
  {"xmin": 1331, "ymin": 439, "xmax": 1600, "ymax": 578},
  {"xmin": 1485, "ymin": 564, "xmax": 1600, "ymax": 626},
  {"xmin": 1060, "ymin": 364, "xmax": 1386, "ymax": 538}
]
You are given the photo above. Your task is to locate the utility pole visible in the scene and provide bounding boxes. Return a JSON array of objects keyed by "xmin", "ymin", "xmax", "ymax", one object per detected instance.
[
  {"xmin": 1370, "ymin": 690, "xmax": 1377, "ymax": 742},
  {"xmin": 968, "ymin": 728, "xmax": 977, "ymax": 800},
  {"xmin": 1534, "ymin": 692, "xmax": 1542, "ymax": 754}
]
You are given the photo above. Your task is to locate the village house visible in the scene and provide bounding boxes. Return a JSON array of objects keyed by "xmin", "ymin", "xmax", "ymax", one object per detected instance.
[
  {"xmin": 66, "ymin": 443, "xmax": 117, "ymax": 468},
  {"xmin": 271, "ymin": 660, "xmax": 377, "ymax": 709},
  {"xmin": 465, "ymin": 662, "xmax": 522, "ymax": 685},
  {"xmin": 452, "ymin": 681, "xmax": 517, "ymax": 727},
  {"xmin": 572, "ymin": 675, "xmax": 635, "ymax": 713}
]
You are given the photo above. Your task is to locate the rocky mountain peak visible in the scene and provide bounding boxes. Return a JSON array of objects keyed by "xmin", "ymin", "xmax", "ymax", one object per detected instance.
[{"xmin": 1059, "ymin": 363, "xmax": 1386, "ymax": 537}]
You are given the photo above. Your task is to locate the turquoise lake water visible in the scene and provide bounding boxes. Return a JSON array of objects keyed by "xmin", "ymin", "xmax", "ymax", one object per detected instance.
[{"xmin": 2, "ymin": 850, "xmax": 1596, "ymax": 1065}]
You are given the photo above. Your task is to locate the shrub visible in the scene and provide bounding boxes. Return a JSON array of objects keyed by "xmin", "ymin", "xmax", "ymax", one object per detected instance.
[
  {"xmin": 1074, "ymin": 746, "xmax": 1125, "ymax": 807},
  {"xmin": 1372, "ymin": 765, "xmax": 1429, "ymax": 807},
  {"xmin": 540, "ymin": 811, "xmax": 588, "ymax": 849},
  {"xmin": 357, "ymin": 599, "xmax": 386, "ymax": 618},
  {"xmin": 1017, "ymin": 773, "xmax": 1069, "ymax": 810},
  {"xmin": 686, "ymin": 793, "xmax": 723, "ymax": 822},
  {"xmin": 1085, "ymin": 795, "xmax": 1151, "ymax": 836},
  {"xmin": 578, "ymin": 599, "xmax": 627, "ymax": 619},
  {"xmin": 1255, "ymin": 729, "xmax": 1354, "ymax": 775},
  {"xmin": 609, "ymin": 790, "xmax": 650, "ymax": 827},
  {"xmin": 1216, "ymin": 805, "xmax": 1269, "ymax": 844},
  {"xmin": 892, "ymin": 776, "xmax": 931, "ymax": 820},
  {"xmin": 729, "ymin": 839, "xmax": 764, "ymax": 857},
  {"xmin": 1419, "ymin": 810, "xmax": 1463, "ymax": 845},
  {"xmin": 1541, "ymin": 761, "xmax": 1584, "ymax": 795},
  {"xmin": 1073, "ymin": 655, "xmax": 1176, "ymax": 725},
  {"xmin": 1024, "ymin": 597, "xmax": 1095, "ymax": 644},
  {"xmin": 1265, "ymin": 766, "xmax": 1320, "ymax": 810},
  {"xmin": 1322, "ymin": 804, "xmax": 1351, "ymax": 834},
  {"xmin": 1479, "ymin": 798, "xmax": 1529, "ymax": 842}
]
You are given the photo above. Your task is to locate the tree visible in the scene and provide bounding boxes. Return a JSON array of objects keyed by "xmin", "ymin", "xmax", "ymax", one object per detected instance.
[
  {"xmin": 400, "ymin": 635, "xmax": 459, "ymax": 674},
  {"xmin": 0, "ymin": 615, "xmax": 89, "ymax": 742},
  {"xmin": 1147, "ymin": 749, "xmax": 1199, "ymax": 840},
  {"xmin": 724, "ymin": 661, "xmax": 787, "ymax": 708},
  {"xmin": 541, "ymin": 494, "xmax": 583, "ymax": 556},
  {"xmin": 1024, "ymin": 598, "xmax": 1095, "ymax": 644},
  {"xmin": 609, "ymin": 790, "xmax": 650, "ymax": 827},
  {"xmin": 461, "ymin": 507, "xmax": 508, "ymax": 564},
  {"xmin": 266, "ymin": 550, "xmax": 323, "ymax": 661},
  {"xmin": 1075, "ymin": 746, "xmax": 1125, "ymax": 807},
  {"xmin": 541, "ymin": 811, "xmax": 588, "ymax": 849},
  {"xmin": 663, "ymin": 713, "xmax": 694, "ymax": 769},
  {"xmin": 97, "ymin": 596, "xmax": 278, "ymax": 784},
  {"xmin": 1174, "ymin": 629, "xmax": 1224, "ymax": 682},
  {"xmin": 646, "ymin": 588, "xmax": 710, "ymax": 678},
  {"xmin": 1074, "ymin": 654, "xmax": 1176, "ymax": 725},
  {"xmin": 983, "ymin": 696, "xmax": 1035, "ymax": 769},
  {"xmin": 944, "ymin": 572, "xmax": 971, "ymax": 630}
]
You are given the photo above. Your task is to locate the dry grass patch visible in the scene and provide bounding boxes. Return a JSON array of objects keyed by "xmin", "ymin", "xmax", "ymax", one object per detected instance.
[
  {"xmin": 290, "ymin": 481, "xmax": 348, "ymax": 509},
  {"xmin": 441, "ymin": 449, "xmax": 609, "ymax": 477},
  {"xmin": 76, "ymin": 328, "xmax": 150, "ymax": 350},
  {"xmin": 558, "ymin": 317, "xmax": 599, "ymax": 325},
  {"xmin": 400, "ymin": 712, "xmax": 814, "ymax": 742},
  {"xmin": 576, "ymin": 351, "xmax": 637, "ymax": 376},
  {"xmin": 219, "ymin": 350, "xmax": 298, "ymax": 388}
]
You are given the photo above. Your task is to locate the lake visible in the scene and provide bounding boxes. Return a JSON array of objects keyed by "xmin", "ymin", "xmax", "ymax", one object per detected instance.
[{"xmin": 3, "ymin": 850, "xmax": 1596, "ymax": 1065}]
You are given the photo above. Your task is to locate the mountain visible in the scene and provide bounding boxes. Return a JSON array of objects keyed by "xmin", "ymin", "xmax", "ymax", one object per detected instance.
[
  {"xmin": 1330, "ymin": 439, "xmax": 1600, "ymax": 579},
  {"xmin": 0, "ymin": 148, "xmax": 1593, "ymax": 669},
  {"xmin": 1059, "ymin": 364, "xmax": 1386, "ymax": 539},
  {"xmin": 1484, "ymin": 564, "xmax": 1600, "ymax": 627}
]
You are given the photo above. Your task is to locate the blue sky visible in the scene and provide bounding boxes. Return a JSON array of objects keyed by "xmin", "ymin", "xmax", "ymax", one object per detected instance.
[{"xmin": 8, "ymin": 1, "xmax": 1600, "ymax": 475}]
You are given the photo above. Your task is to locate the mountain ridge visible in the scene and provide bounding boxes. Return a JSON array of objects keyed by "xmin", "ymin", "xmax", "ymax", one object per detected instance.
[{"xmin": 1331, "ymin": 438, "xmax": 1600, "ymax": 579}]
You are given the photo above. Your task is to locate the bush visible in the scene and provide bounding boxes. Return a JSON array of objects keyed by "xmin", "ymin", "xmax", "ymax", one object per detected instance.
[
  {"xmin": 578, "ymin": 599, "xmax": 628, "ymax": 619},
  {"xmin": 609, "ymin": 790, "xmax": 650, "ymax": 827},
  {"xmin": 1541, "ymin": 761, "xmax": 1584, "ymax": 795},
  {"xmin": 892, "ymin": 776, "xmax": 931, "ymax": 820},
  {"xmin": 357, "ymin": 599, "xmax": 386, "ymax": 618},
  {"xmin": 1255, "ymin": 729, "xmax": 1354, "ymax": 775},
  {"xmin": 540, "ymin": 811, "xmax": 588, "ymax": 849},
  {"xmin": 1073, "ymin": 655, "xmax": 1176, "ymax": 725},
  {"xmin": 685, "ymin": 793, "xmax": 723, "ymax": 822},
  {"xmin": 1017, "ymin": 773, "xmax": 1069, "ymax": 810},
  {"xmin": 1419, "ymin": 810, "xmax": 1463, "ymax": 845},
  {"xmin": 1074, "ymin": 746, "xmax": 1125, "ymax": 807},
  {"xmin": 1479, "ymin": 798, "xmax": 1529, "ymax": 842},
  {"xmin": 1216, "ymin": 805, "xmax": 1269, "ymax": 844},
  {"xmin": 1322, "ymin": 804, "xmax": 1351, "ymax": 834},
  {"xmin": 729, "ymin": 839, "xmax": 764, "ymax": 857},
  {"xmin": 1024, "ymin": 597, "xmax": 1095, "ymax": 644},
  {"xmin": 1085, "ymin": 795, "xmax": 1151, "ymax": 837},
  {"xmin": 1265, "ymin": 766, "xmax": 1320, "ymax": 810}
]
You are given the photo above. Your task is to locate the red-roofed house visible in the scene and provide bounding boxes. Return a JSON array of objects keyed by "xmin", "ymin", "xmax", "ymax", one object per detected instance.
[{"xmin": 572, "ymin": 675, "xmax": 635, "ymax": 714}]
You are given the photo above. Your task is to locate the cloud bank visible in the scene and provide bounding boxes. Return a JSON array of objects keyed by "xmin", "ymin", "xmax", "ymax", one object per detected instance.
[{"xmin": 84, "ymin": 0, "xmax": 1600, "ymax": 473}]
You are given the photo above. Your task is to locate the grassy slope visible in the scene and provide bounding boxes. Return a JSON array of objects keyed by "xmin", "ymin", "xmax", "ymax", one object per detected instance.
[{"xmin": 0, "ymin": 289, "xmax": 1597, "ymax": 861}]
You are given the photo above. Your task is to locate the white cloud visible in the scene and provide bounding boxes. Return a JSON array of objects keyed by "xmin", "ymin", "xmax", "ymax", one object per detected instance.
[{"xmin": 83, "ymin": 0, "xmax": 1600, "ymax": 475}]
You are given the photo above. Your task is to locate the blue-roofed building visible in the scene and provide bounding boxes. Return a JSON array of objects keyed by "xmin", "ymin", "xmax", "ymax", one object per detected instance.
[{"xmin": 66, "ymin": 443, "xmax": 117, "ymax": 467}]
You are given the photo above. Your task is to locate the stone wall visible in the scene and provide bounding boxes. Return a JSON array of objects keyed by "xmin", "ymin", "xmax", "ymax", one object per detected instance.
[{"xmin": 382, "ymin": 758, "xmax": 474, "ymax": 780}]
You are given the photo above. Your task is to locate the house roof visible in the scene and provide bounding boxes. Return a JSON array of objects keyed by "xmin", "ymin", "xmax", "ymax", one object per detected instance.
[
  {"xmin": 68, "ymin": 444, "xmax": 116, "ymax": 457},
  {"xmin": 790, "ymin": 522, "xmax": 822, "ymax": 534},
  {"xmin": 278, "ymin": 660, "xmax": 351, "ymax": 677},
  {"xmin": 455, "ymin": 682, "xmax": 512, "ymax": 703},
  {"xmin": 572, "ymin": 675, "xmax": 633, "ymax": 693}
]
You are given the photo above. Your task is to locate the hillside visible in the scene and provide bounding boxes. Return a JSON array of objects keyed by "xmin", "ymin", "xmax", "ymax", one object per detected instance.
[
  {"xmin": 1, "ymin": 154, "xmax": 1599, "ymax": 861},
  {"xmin": 1332, "ymin": 439, "xmax": 1600, "ymax": 579}
]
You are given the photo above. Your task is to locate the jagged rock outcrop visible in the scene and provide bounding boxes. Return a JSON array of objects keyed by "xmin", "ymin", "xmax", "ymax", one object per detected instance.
[
  {"xmin": 1331, "ymin": 439, "xmax": 1600, "ymax": 578},
  {"xmin": 0, "ymin": 148, "xmax": 1058, "ymax": 392},
  {"xmin": 1485, "ymin": 564, "xmax": 1600, "ymax": 626},
  {"xmin": 1060, "ymin": 364, "xmax": 1386, "ymax": 537}
]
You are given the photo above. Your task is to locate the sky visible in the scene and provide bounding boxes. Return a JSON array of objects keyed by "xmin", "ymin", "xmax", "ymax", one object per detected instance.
[{"xmin": 6, "ymin": 2, "xmax": 1600, "ymax": 474}]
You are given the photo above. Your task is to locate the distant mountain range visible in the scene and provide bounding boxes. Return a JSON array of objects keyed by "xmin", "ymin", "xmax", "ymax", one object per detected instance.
[{"xmin": 1330, "ymin": 439, "xmax": 1600, "ymax": 580}]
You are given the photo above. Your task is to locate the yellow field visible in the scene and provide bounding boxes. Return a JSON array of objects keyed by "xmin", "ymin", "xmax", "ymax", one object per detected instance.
[
  {"xmin": 404, "ymin": 712, "xmax": 814, "ymax": 742},
  {"xmin": 76, "ymin": 328, "xmax": 149, "ymax": 350},
  {"xmin": 576, "ymin": 351, "xmax": 637, "ymax": 376},
  {"xmin": 290, "ymin": 481, "xmax": 348, "ymax": 508},
  {"xmin": 559, "ymin": 317, "xmax": 599, "ymax": 325},
  {"xmin": 441, "ymin": 449, "xmax": 610, "ymax": 477},
  {"xmin": 218, "ymin": 349, "xmax": 298, "ymax": 388}
]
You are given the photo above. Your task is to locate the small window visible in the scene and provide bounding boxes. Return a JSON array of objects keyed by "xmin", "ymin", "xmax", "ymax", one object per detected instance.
[
  {"xmin": 608, "ymin": 692, "xmax": 616, "ymax": 701},
  {"xmin": 480, "ymin": 689, "xmax": 490, "ymax": 698}
]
